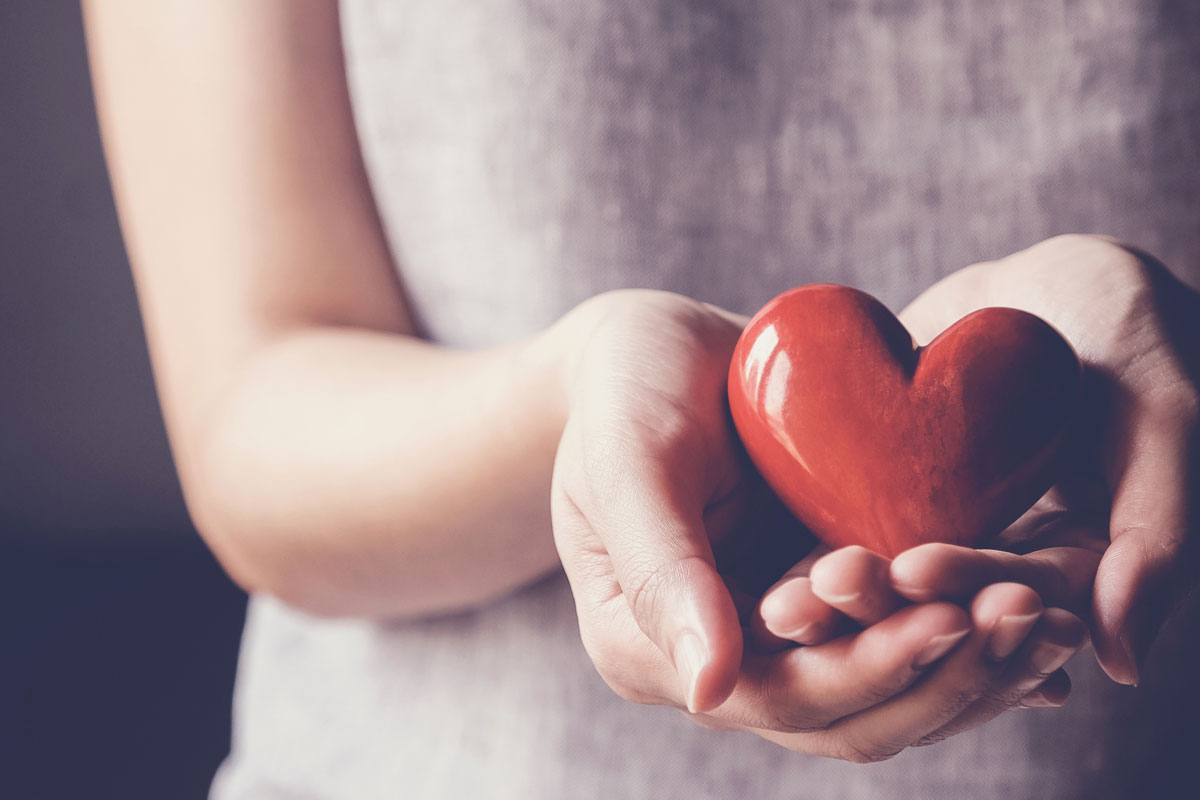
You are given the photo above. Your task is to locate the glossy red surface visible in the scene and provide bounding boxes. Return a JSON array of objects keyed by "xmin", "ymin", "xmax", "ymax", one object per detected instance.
[{"xmin": 728, "ymin": 284, "xmax": 1082, "ymax": 557}]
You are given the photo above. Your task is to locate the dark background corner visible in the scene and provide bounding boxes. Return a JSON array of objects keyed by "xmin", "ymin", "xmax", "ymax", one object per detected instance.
[{"xmin": 1, "ymin": 2, "xmax": 247, "ymax": 798}]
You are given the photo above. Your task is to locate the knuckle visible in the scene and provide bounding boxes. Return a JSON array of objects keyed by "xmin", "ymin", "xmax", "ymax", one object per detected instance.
[
  {"xmin": 973, "ymin": 689, "xmax": 1021, "ymax": 718},
  {"xmin": 1042, "ymin": 232, "xmax": 1120, "ymax": 251},
  {"xmin": 765, "ymin": 708, "xmax": 826, "ymax": 735},
  {"xmin": 625, "ymin": 559, "xmax": 676, "ymax": 629},
  {"xmin": 940, "ymin": 687, "xmax": 985, "ymax": 720},
  {"xmin": 759, "ymin": 671, "xmax": 828, "ymax": 734},
  {"xmin": 1030, "ymin": 234, "xmax": 1160, "ymax": 292},
  {"xmin": 626, "ymin": 555, "xmax": 707, "ymax": 631},
  {"xmin": 1036, "ymin": 234, "xmax": 1141, "ymax": 267},
  {"xmin": 1148, "ymin": 380, "xmax": 1200, "ymax": 425},
  {"xmin": 857, "ymin": 674, "xmax": 913, "ymax": 708},
  {"xmin": 1112, "ymin": 522, "xmax": 1187, "ymax": 562}
]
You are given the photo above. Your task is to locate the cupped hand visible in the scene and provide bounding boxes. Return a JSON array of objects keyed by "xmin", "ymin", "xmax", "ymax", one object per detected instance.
[
  {"xmin": 894, "ymin": 235, "xmax": 1198, "ymax": 685},
  {"xmin": 760, "ymin": 541, "xmax": 1094, "ymax": 716},
  {"xmin": 549, "ymin": 289, "xmax": 1086, "ymax": 762}
]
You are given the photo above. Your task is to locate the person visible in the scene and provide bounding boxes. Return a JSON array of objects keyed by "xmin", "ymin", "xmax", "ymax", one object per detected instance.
[{"xmin": 83, "ymin": 1, "xmax": 1199, "ymax": 797}]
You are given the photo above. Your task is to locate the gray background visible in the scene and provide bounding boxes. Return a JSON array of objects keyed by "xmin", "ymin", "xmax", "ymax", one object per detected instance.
[
  {"xmin": 3, "ymin": 1, "xmax": 1198, "ymax": 798},
  {"xmin": 0, "ymin": 3, "xmax": 246, "ymax": 798}
]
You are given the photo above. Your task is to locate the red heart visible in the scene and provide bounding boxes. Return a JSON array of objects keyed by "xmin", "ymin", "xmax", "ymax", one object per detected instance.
[{"xmin": 728, "ymin": 284, "xmax": 1082, "ymax": 557}]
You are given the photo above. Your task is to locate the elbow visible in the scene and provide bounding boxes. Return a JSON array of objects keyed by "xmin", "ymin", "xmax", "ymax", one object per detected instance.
[
  {"xmin": 192, "ymin": 506, "xmax": 529, "ymax": 619},
  {"xmin": 176, "ymin": 404, "xmax": 555, "ymax": 620},
  {"xmin": 178, "ymin": 446, "xmax": 354, "ymax": 618},
  {"xmin": 182, "ymin": 466, "xmax": 519, "ymax": 621},
  {"xmin": 184, "ymin": 489, "xmax": 331, "ymax": 616},
  {"xmin": 191, "ymin": 504, "xmax": 375, "ymax": 618}
]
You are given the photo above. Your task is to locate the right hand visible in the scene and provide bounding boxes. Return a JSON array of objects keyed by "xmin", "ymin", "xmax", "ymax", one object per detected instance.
[{"xmin": 549, "ymin": 290, "xmax": 1088, "ymax": 762}]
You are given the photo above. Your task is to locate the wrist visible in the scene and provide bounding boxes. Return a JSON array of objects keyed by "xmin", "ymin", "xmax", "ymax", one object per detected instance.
[{"xmin": 546, "ymin": 289, "xmax": 746, "ymax": 407}]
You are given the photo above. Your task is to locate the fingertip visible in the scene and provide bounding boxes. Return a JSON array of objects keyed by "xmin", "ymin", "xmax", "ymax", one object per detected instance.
[
  {"xmin": 1039, "ymin": 607, "xmax": 1090, "ymax": 648},
  {"xmin": 1017, "ymin": 608, "xmax": 1088, "ymax": 678},
  {"xmin": 665, "ymin": 565, "xmax": 745, "ymax": 711},
  {"xmin": 890, "ymin": 543, "xmax": 957, "ymax": 601},
  {"xmin": 851, "ymin": 600, "xmax": 970, "ymax": 672},
  {"xmin": 929, "ymin": 599, "xmax": 972, "ymax": 633},
  {"xmin": 1104, "ymin": 643, "xmax": 1139, "ymax": 688},
  {"xmin": 1091, "ymin": 540, "xmax": 1154, "ymax": 686},
  {"xmin": 1089, "ymin": 613, "xmax": 1139, "ymax": 687},
  {"xmin": 685, "ymin": 640, "xmax": 741, "ymax": 714},
  {"xmin": 1021, "ymin": 669, "xmax": 1072, "ymax": 708},
  {"xmin": 841, "ymin": 544, "xmax": 880, "ymax": 561},
  {"xmin": 971, "ymin": 581, "xmax": 1044, "ymax": 624},
  {"xmin": 673, "ymin": 620, "xmax": 743, "ymax": 714},
  {"xmin": 905, "ymin": 601, "xmax": 974, "ymax": 668},
  {"xmin": 810, "ymin": 545, "xmax": 889, "ymax": 602},
  {"xmin": 759, "ymin": 577, "xmax": 838, "ymax": 643},
  {"xmin": 759, "ymin": 576, "xmax": 808, "ymax": 626}
]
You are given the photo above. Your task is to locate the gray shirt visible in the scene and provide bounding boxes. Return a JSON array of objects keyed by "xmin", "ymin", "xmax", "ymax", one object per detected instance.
[{"xmin": 213, "ymin": 1, "xmax": 1200, "ymax": 797}]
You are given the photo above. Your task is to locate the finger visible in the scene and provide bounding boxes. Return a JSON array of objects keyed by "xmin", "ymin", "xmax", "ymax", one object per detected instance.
[
  {"xmin": 915, "ymin": 608, "xmax": 1088, "ymax": 743},
  {"xmin": 712, "ymin": 601, "xmax": 971, "ymax": 733},
  {"xmin": 1018, "ymin": 669, "xmax": 1072, "ymax": 708},
  {"xmin": 555, "ymin": 423, "xmax": 743, "ymax": 714},
  {"xmin": 891, "ymin": 541, "xmax": 1101, "ymax": 615},
  {"xmin": 808, "ymin": 546, "xmax": 904, "ymax": 627},
  {"xmin": 1093, "ymin": 409, "xmax": 1196, "ymax": 686},
  {"xmin": 753, "ymin": 576, "xmax": 845, "ymax": 650},
  {"xmin": 755, "ymin": 545, "xmax": 843, "ymax": 648},
  {"xmin": 806, "ymin": 583, "xmax": 1045, "ymax": 761},
  {"xmin": 726, "ymin": 583, "xmax": 760, "ymax": 627}
]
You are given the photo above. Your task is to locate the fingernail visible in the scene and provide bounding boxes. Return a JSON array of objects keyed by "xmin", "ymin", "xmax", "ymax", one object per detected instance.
[
  {"xmin": 1030, "ymin": 642, "xmax": 1077, "ymax": 676},
  {"xmin": 818, "ymin": 591, "xmax": 862, "ymax": 605},
  {"xmin": 674, "ymin": 632, "xmax": 708, "ymax": 714},
  {"xmin": 759, "ymin": 579, "xmax": 802, "ymax": 628},
  {"xmin": 987, "ymin": 613, "xmax": 1041, "ymax": 661},
  {"xmin": 1119, "ymin": 635, "xmax": 1141, "ymax": 687},
  {"xmin": 1018, "ymin": 691, "xmax": 1062, "ymax": 709},
  {"xmin": 912, "ymin": 628, "xmax": 971, "ymax": 670},
  {"xmin": 892, "ymin": 580, "xmax": 935, "ymax": 603},
  {"xmin": 774, "ymin": 621, "xmax": 817, "ymax": 642}
]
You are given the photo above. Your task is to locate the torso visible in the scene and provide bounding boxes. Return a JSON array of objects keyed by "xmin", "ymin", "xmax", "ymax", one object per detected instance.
[{"xmin": 213, "ymin": 2, "xmax": 1200, "ymax": 797}]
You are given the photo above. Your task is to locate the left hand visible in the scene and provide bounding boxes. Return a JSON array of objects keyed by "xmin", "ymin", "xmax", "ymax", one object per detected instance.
[{"xmin": 763, "ymin": 235, "xmax": 1199, "ymax": 688}]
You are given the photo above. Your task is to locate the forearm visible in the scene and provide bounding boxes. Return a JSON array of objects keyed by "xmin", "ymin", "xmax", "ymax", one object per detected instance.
[
  {"xmin": 187, "ymin": 321, "xmax": 575, "ymax": 618},
  {"xmin": 84, "ymin": 0, "xmax": 574, "ymax": 618}
]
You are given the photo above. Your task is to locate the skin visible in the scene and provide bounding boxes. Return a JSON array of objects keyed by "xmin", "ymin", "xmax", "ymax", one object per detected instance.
[
  {"xmin": 898, "ymin": 236, "xmax": 1198, "ymax": 689},
  {"xmin": 85, "ymin": 1, "xmax": 1197, "ymax": 764},
  {"xmin": 761, "ymin": 236, "xmax": 1200, "ymax": 695}
]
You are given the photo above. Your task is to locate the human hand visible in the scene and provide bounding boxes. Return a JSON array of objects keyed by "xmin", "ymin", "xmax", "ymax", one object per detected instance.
[
  {"xmin": 550, "ymin": 290, "xmax": 1086, "ymax": 761},
  {"xmin": 892, "ymin": 235, "xmax": 1199, "ymax": 686},
  {"xmin": 759, "ymin": 541, "xmax": 1095, "ymax": 725}
]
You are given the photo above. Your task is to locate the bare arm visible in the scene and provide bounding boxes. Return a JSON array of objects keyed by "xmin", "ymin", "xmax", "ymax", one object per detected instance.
[
  {"xmin": 84, "ymin": 0, "xmax": 569, "ymax": 616},
  {"xmin": 84, "ymin": 2, "xmax": 1092, "ymax": 760}
]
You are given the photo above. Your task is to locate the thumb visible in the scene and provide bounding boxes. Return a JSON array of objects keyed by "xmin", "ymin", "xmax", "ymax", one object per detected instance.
[
  {"xmin": 1093, "ymin": 410, "xmax": 1196, "ymax": 686},
  {"xmin": 620, "ymin": 545, "xmax": 742, "ymax": 714},
  {"xmin": 585, "ymin": 433, "xmax": 743, "ymax": 714}
]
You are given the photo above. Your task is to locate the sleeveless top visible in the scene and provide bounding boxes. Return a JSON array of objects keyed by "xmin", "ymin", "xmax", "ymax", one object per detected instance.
[{"xmin": 212, "ymin": 2, "xmax": 1200, "ymax": 798}]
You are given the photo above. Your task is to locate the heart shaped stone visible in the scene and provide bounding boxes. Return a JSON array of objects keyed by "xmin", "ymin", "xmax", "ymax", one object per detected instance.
[{"xmin": 728, "ymin": 284, "xmax": 1082, "ymax": 557}]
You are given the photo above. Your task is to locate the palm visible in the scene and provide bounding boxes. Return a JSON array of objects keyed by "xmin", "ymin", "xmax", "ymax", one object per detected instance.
[{"xmin": 899, "ymin": 235, "xmax": 1199, "ymax": 683}]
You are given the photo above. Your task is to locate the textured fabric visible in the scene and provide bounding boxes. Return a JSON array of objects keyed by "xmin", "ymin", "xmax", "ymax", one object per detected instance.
[{"xmin": 213, "ymin": 1, "xmax": 1200, "ymax": 798}]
